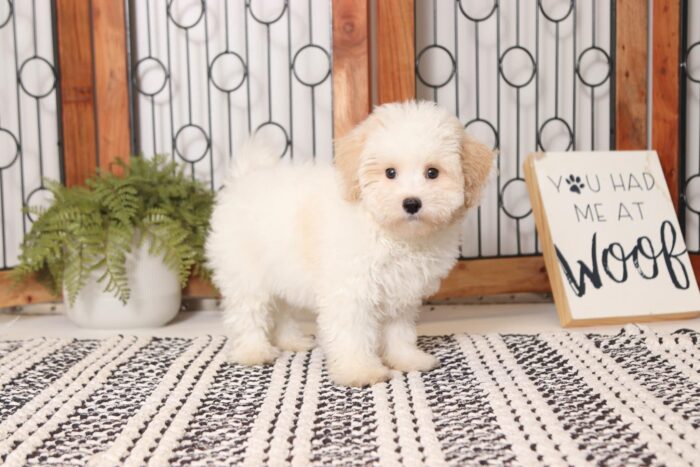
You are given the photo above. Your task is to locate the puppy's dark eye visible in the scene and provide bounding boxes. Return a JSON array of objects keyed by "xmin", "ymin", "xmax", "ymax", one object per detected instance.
[
  {"xmin": 426, "ymin": 167, "xmax": 439, "ymax": 179},
  {"xmin": 385, "ymin": 168, "xmax": 397, "ymax": 179}
]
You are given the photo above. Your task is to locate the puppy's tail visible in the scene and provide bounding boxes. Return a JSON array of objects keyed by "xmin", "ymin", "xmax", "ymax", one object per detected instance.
[{"xmin": 225, "ymin": 136, "xmax": 281, "ymax": 181}]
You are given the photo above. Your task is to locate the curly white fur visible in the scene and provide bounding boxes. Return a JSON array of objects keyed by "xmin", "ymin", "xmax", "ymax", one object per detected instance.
[{"xmin": 206, "ymin": 101, "xmax": 493, "ymax": 387}]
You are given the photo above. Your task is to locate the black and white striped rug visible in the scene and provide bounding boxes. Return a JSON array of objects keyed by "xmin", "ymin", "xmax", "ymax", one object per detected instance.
[{"xmin": 0, "ymin": 326, "xmax": 699, "ymax": 466}]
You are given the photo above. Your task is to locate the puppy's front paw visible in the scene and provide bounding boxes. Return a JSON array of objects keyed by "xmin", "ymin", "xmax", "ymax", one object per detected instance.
[
  {"xmin": 385, "ymin": 349, "xmax": 439, "ymax": 373},
  {"xmin": 328, "ymin": 361, "xmax": 392, "ymax": 387},
  {"xmin": 227, "ymin": 342, "xmax": 280, "ymax": 366}
]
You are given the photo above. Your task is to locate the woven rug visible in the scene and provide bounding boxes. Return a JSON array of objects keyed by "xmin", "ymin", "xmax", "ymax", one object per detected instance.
[{"xmin": 0, "ymin": 327, "xmax": 699, "ymax": 466}]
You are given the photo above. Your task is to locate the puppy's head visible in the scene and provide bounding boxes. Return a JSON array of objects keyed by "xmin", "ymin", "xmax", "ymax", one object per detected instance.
[{"xmin": 334, "ymin": 100, "xmax": 493, "ymax": 238}]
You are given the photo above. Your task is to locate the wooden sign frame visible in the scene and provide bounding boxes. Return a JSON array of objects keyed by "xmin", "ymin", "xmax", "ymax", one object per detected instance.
[{"xmin": 525, "ymin": 151, "xmax": 700, "ymax": 327}]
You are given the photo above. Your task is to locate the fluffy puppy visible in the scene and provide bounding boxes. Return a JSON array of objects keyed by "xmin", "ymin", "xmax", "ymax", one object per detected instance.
[{"xmin": 206, "ymin": 100, "xmax": 493, "ymax": 387}]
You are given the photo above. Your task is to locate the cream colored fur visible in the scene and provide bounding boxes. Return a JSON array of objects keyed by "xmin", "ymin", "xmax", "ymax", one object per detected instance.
[{"xmin": 206, "ymin": 101, "xmax": 493, "ymax": 387}]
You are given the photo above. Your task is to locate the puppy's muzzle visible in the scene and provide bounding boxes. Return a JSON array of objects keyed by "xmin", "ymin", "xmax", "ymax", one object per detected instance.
[{"xmin": 402, "ymin": 197, "xmax": 422, "ymax": 214}]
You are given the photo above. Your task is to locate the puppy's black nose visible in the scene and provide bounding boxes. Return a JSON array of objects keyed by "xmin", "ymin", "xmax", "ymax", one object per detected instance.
[{"xmin": 402, "ymin": 197, "xmax": 422, "ymax": 214}]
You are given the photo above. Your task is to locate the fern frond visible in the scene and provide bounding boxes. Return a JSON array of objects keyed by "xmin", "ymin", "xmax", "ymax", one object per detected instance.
[{"xmin": 15, "ymin": 155, "xmax": 214, "ymax": 304}]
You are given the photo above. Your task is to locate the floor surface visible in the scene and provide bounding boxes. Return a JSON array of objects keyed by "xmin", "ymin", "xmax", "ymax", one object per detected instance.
[{"xmin": 1, "ymin": 302, "xmax": 698, "ymax": 339}]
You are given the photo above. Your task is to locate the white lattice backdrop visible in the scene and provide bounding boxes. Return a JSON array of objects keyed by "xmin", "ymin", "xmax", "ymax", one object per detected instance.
[
  {"xmin": 3, "ymin": 1, "xmax": 700, "ymax": 270},
  {"xmin": 416, "ymin": 0, "xmax": 614, "ymax": 258},
  {"xmin": 684, "ymin": 0, "xmax": 700, "ymax": 252}
]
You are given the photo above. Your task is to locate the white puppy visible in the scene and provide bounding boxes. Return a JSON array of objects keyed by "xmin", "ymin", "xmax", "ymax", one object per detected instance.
[{"xmin": 206, "ymin": 101, "xmax": 493, "ymax": 387}]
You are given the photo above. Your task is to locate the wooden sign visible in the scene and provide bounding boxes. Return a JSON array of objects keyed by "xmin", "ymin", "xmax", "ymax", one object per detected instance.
[{"xmin": 525, "ymin": 151, "xmax": 700, "ymax": 327}]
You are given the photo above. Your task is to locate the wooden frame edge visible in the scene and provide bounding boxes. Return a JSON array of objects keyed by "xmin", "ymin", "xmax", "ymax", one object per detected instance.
[
  {"xmin": 183, "ymin": 276, "xmax": 218, "ymax": 298},
  {"xmin": 56, "ymin": 0, "xmax": 131, "ymax": 188},
  {"xmin": 0, "ymin": 270, "xmax": 60, "ymax": 308},
  {"xmin": 55, "ymin": 0, "xmax": 98, "ymax": 187},
  {"xmin": 691, "ymin": 256, "xmax": 700, "ymax": 288},
  {"xmin": 183, "ymin": 257, "xmax": 552, "ymax": 301},
  {"xmin": 561, "ymin": 311, "xmax": 700, "ymax": 327},
  {"xmin": 431, "ymin": 256, "xmax": 550, "ymax": 299},
  {"xmin": 92, "ymin": 0, "xmax": 132, "ymax": 173},
  {"xmin": 651, "ymin": 0, "xmax": 681, "ymax": 210},
  {"xmin": 376, "ymin": 0, "xmax": 415, "ymax": 104},
  {"xmin": 524, "ymin": 153, "xmax": 573, "ymax": 326},
  {"xmin": 614, "ymin": 0, "xmax": 648, "ymax": 150},
  {"xmin": 332, "ymin": 0, "xmax": 371, "ymax": 139},
  {"xmin": 2, "ymin": 270, "xmax": 219, "ymax": 307}
]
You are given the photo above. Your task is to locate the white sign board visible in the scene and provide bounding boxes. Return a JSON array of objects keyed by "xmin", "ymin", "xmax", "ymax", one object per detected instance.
[{"xmin": 525, "ymin": 151, "xmax": 700, "ymax": 326}]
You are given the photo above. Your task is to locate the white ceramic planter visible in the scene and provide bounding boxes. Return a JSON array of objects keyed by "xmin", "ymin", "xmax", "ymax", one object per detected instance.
[{"xmin": 64, "ymin": 238, "xmax": 181, "ymax": 329}]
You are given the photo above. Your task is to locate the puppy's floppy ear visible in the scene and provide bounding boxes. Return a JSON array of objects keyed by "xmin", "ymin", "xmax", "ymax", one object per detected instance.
[
  {"xmin": 333, "ymin": 117, "xmax": 372, "ymax": 202},
  {"xmin": 460, "ymin": 133, "xmax": 494, "ymax": 209}
]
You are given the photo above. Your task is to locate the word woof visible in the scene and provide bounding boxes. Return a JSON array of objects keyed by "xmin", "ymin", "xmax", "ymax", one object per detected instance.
[{"xmin": 554, "ymin": 220, "xmax": 691, "ymax": 297}]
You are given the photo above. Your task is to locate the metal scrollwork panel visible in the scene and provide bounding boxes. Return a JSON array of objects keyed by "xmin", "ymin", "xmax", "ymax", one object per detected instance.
[
  {"xmin": 416, "ymin": 0, "xmax": 614, "ymax": 259},
  {"xmin": 128, "ymin": 0, "xmax": 333, "ymax": 190},
  {"xmin": 681, "ymin": 0, "xmax": 700, "ymax": 253},
  {"xmin": 0, "ymin": 0, "xmax": 62, "ymax": 269}
]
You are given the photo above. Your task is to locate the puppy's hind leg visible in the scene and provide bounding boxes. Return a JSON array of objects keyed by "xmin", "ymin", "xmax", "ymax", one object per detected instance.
[{"xmin": 221, "ymin": 292, "xmax": 280, "ymax": 366}]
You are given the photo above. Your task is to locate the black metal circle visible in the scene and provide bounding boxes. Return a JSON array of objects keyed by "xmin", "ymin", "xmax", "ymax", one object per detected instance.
[
  {"xmin": 686, "ymin": 42, "xmax": 700, "ymax": 84},
  {"xmin": 174, "ymin": 124, "xmax": 211, "ymax": 163},
  {"xmin": 25, "ymin": 186, "xmax": 54, "ymax": 222},
  {"xmin": 0, "ymin": 0, "xmax": 13, "ymax": 29},
  {"xmin": 499, "ymin": 46, "xmax": 536, "ymax": 89},
  {"xmin": 500, "ymin": 178, "xmax": 532, "ymax": 220},
  {"xmin": 683, "ymin": 174, "xmax": 700, "ymax": 215},
  {"xmin": 292, "ymin": 44, "xmax": 331, "ymax": 87},
  {"xmin": 0, "ymin": 128, "xmax": 20, "ymax": 170},
  {"xmin": 132, "ymin": 56, "xmax": 169, "ymax": 97},
  {"xmin": 416, "ymin": 45, "xmax": 456, "ymax": 89},
  {"xmin": 464, "ymin": 119, "xmax": 499, "ymax": 151},
  {"xmin": 248, "ymin": 0, "xmax": 288, "ymax": 25},
  {"xmin": 537, "ymin": 0, "xmax": 574, "ymax": 23},
  {"xmin": 18, "ymin": 56, "xmax": 57, "ymax": 99},
  {"xmin": 576, "ymin": 46, "xmax": 611, "ymax": 88},
  {"xmin": 209, "ymin": 51, "xmax": 247, "ymax": 93},
  {"xmin": 255, "ymin": 121, "xmax": 289, "ymax": 159},
  {"xmin": 167, "ymin": 0, "xmax": 205, "ymax": 30},
  {"xmin": 537, "ymin": 117, "xmax": 574, "ymax": 151},
  {"xmin": 457, "ymin": 0, "xmax": 497, "ymax": 22}
]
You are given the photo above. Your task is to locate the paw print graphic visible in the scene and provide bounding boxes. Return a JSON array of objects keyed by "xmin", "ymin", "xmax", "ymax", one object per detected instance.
[{"xmin": 565, "ymin": 174, "xmax": 585, "ymax": 194}]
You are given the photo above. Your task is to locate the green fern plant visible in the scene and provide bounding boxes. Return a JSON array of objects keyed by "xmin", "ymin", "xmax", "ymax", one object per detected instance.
[{"xmin": 13, "ymin": 156, "xmax": 214, "ymax": 305}]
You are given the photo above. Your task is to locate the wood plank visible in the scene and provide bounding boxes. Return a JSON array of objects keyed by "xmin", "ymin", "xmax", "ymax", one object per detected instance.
[
  {"xmin": 614, "ymin": 0, "xmax": 648, "ymax": 149},
  {"xmin": 691, "ymin": 255, "xmax": 700, "ymax": 287},
  {"xmin": 10, "ymin": 263, "xmax": 546, "ymax": 306},
  {"xmin": 182, "ymin": 257, "xmax": 551, "ymax": 301},
  {"xmin": 518, "ymin": 154, "xmax": 553, "ymax": 326},
  {"xmin": 524, "ymin": 153, "xmax": 576, "ymax": 326},
  {"xmin": 92, "ymin": 0, "xmax": 131, "ymax": 174},
  {"xmin": 332, "ymin": 0, "xmax": 371, "ymax": 139},
  {"xmin": 376, "ymin": 0, "xmax": 415, "ymax": 104},
  {"xmin": 55, "ymin": 0, "xmax": 97, "ymax": 186},
  {"xmin": 431, "ymin": 256, "xmax": 551, "ymax": 299},
  {"xmin": 183, "ymin": 276, "xmax": 218, "ymax": 298},
  {"xmin": 0, "ymin": 271, "xmax": 60, "ymax": 308},
  {"xmin": 3, "ymin": 261, "xmax": 549, "ymax": 306},
  {"xmin": 652, "ymin": 0, "xmax": 681, "ymax": 210},
  {"xmin": 560, "ymin": 311, "xmax": 700, "ymax": 328},
  {"xmin": 2, "ymin": 272, "xmax": 220, "ymax": 307}
]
